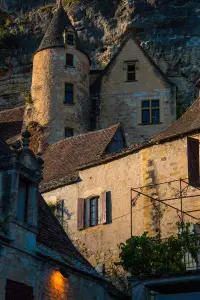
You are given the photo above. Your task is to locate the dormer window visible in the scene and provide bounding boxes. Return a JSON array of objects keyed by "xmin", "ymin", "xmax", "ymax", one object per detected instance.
[
  {"xmin": 67, "ymin": 34, "xmax": 74, "ymax": 45},
  {"xmin": 17, "ymin": 180, "xmax": 29, "ymax": 222}
]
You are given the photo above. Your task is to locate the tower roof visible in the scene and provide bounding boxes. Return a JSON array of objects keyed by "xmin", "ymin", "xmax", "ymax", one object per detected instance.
[
  {"xmin": 37, "ymin": 5, "xmax": 89, "ymax": 62},
  {"xmin": 38, "ymin": 6, "xmax": 73, "ymax": 52}
]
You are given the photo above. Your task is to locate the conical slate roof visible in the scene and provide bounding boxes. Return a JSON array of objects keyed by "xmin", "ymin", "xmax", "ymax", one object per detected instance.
[{"xmin": 38, "ymin": 6, "xmax": 78, "ymax": 52}]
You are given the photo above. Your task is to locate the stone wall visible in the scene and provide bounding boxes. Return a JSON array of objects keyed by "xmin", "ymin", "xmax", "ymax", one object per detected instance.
[
  {"xmin": 25, "ymin": 46, "xmax": 90, "ymax": 144},
  {"xmin": 0, "ymin": 243, "xmax": 114, "ymax": 299},
  {"xmin": 42, "ymin": 133, "xmax": 200, "ymax": 277},
  {"xmin": 98, "ymin": 38, "xmax": 176, "ymax": 145}
]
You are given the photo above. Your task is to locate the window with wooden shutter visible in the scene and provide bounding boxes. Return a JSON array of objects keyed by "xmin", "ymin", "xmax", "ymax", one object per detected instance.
[
  {"xmin": 187, "ymin": 137, "xmax": 199, "ymax": 187},
  {"xmin": 77, "ymin": 198, "xmax": 84, "ymax": 230}
]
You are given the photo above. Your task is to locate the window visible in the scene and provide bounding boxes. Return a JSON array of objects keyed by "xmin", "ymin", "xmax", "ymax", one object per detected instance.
[
  {"xmin": 77, "ymin": 192, "xmax": 110, "ymax": 230},
  {"xmin": 66, "ymin": 53, "xmax": 74, "ymax": 67},
  {"xmin": 64, "ymin": 83, "xmax": 73, "ymax": 104},
  {"xmin": 5, "ymin": 279, "xmax": 34, "ymax": 300},
  {"xmin": 17, "ymin": 180, "xmax": 29, "ymax": 222},
  {"xmin": 89, "ymin": 197, "xmax": 99, "ymax": 227},
  {"xmin": 142, "ymin": 99, "xmax": 160, "ymax": 124},
  {"xmin": 65, "ymin": 127, "xmax": 74, "ymax": 138},
  {"xmin": 67, "ymin": 34, "xmax": 74, "ymax": 45},
  {"xmin": 126, "ymin": 62, "xmax": 136, "ymax": 81}
]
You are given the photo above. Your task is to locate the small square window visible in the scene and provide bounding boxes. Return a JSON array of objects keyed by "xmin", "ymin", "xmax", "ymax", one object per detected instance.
[
  {"xmin": 65, "ymin": 127, "xmax": 73, "ymax": 138},
  {"xmin": 64, "ymin": 83, "xmax": 73, "ymax": 104},
  {"xmin": 66, "ymin": 53, "xmax": 74, "ymax": 67},
  {"xmin": 67, "ymin": 34, "xmax": 74, "ymax": 45}
]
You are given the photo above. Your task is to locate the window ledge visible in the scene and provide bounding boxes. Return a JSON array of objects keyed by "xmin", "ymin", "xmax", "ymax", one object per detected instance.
[
  {"xmin": 65, "ymin": 65, "xmax": 75, "ymax": 69},
  {"xmin": 63, "ymin": 102, "xmax": 75, "ymax": 106},
  {"xmin": 138, "ymin": 122, "xmax": 163, "ymax": 126},
  {"xmin": 125, "ymin": 80, "xmax": 137, "ymax": 82}
]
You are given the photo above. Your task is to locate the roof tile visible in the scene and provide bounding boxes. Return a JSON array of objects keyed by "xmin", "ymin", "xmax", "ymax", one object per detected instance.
[{"xmin": 41, "ymin": 124, "xmax": 120, "ymax": 188}]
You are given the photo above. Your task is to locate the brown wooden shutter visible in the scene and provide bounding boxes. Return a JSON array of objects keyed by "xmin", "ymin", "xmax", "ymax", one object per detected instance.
[
  {"xmin": 187, "ymin": 137, "xmax": 199, "ymax": 187},
  {"xmin": 77, "ymin": 198, "xmax": 84, "ymax": 230},
  {"xmin": 100, "ymin": 191, "xmax": 107, "ymax": 224}
]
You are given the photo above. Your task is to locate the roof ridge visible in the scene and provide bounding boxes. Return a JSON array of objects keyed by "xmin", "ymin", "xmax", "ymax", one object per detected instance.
[
  {"xmin": 47, "ymin": 124, "xmax": 121, "ymax": 148},
  {"xmin": 151, "ymin": 97, "xmax": 200, "ymax": 141}
]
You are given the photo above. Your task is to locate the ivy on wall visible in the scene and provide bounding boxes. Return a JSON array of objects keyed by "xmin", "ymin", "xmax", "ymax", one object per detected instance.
[{"xmin": 116, "ymin": 222, "xmax": 200, "ymax": 276}]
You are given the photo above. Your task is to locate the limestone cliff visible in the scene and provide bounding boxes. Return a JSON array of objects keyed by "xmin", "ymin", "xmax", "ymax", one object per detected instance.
[{"xmin": 0, "ymin": 0, "xmax": 199, "ymax": 111}]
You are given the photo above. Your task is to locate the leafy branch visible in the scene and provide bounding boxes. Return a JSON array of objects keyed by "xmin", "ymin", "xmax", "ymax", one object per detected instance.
[{"xmin": 116, "ymin": 222, "xmax": 200, "ymax": 276}]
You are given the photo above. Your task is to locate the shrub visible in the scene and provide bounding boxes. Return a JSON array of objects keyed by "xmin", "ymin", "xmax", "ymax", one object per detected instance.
[{"xmin": 116, "ymin": 222, "xmax": 200, "ymax": 276}]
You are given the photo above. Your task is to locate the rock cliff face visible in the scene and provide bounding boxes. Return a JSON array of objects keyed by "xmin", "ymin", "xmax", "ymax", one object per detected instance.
[{"xmin": 0, "ymin": 0, "xmax": 200, "ymax": 111}]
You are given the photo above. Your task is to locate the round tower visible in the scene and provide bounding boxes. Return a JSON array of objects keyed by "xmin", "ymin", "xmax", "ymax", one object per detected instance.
[{"xmin": 25, "ymin": 1, "xmax": 90, "ymax": 144}]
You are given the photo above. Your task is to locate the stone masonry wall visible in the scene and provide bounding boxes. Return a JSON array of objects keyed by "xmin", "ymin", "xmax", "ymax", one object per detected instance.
[
  {"xmin": 0, "ymin": 243, "xmax": 114, "ymax": 299},
  {"xmin": 25, "ymin": 46, "xmax": 90, "ymax": 144},
  {"xmin": 43, "ymin": 133, "xmax": 200, "ymax": 279},
  {"xmin": 98, "ymin": 38, "xmax": 176, "ymax": 145}
]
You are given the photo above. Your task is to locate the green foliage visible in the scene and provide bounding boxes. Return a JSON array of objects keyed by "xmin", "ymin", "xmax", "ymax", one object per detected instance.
[
  {"xmin": 48, "ymin": 202, "xmax": 57, "ymax": 216},
  {"xmin": 117, "ymin": 223, "xmax": 200, "ymax": 276},
  {"xmin": 21, "ymin": 92, "xmax": 32, "ymax": 106},
  {"xmin": 37, "ymin": 4, "xmax": 54, "ymax": 14},
  {"xmin": 63, "ymin": 0, "xmax": 80, "ymax": 7},
  {"xmin": 0, "ymin": 25, "xmax": 9, "ymax": 46}
]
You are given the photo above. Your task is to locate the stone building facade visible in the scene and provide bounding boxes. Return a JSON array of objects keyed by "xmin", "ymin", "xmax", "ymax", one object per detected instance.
[
  {"xmin": 0, "ymin": 131, "xmax": 126, "ymax": 299},
  {"xmin": 25, "ymin": 3, "xmax": 91, "ymax": 144},
  {"xmin": 94, "ymin": 37, "xmax": 176, "ymax": 145},
  {"xmin": 23, "ymin": 1, "xmax": 176, "ymax": 145},
  {"xmin": 41, "ymin": 95, "xmax": 200, "ymax": 278}
]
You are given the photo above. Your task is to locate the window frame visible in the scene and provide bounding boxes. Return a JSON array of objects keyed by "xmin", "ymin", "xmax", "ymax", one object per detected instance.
[
  {"xmin": 84, "ymin": 196, "xmax": 100, "ymax": 228},
  {"xmin": 64, "ymin": 83, "xmax": 74, "ymax": 104},
  {"xmin": 89, "ymin": 196, "xmax": 99, "ymax": 227},
  {"xmin": 67, "ymin": 33, "xmax": 75, "ymax": 45},
  {"xmin": 124, "ymin": 61, "xmax": 137, "ymax": 82},
  {"xmin": 66, "ymin": 53, "xmax": 74, "ymax": 67},
  {"xmin": 141, "ymin": 99, "xmax": 160, "ymax": 125}
]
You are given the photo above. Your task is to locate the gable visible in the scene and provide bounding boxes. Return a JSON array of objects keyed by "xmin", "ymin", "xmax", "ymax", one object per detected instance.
[{"xmin": 100, "ymin": 36, "xmax": 171, "ymax": 93}]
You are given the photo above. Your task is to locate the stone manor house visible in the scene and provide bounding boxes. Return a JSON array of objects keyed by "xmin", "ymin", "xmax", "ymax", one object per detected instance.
[{"xmin": 21, "ymin": 0, "xmax": 176, "ymax": 146}]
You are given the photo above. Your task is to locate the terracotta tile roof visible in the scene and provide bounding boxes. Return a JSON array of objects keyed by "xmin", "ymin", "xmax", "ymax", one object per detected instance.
[
  {"xmin": 0, "ymin": 106, "xmax": 24, "ymax": 143},
  {"xmin": 37, "ymin": 195, "xmax": 92, "ymax": 266},
  {"xmin": 41, "ymin": 124, "xmax": 120, "ymax": 190},
  {"xmin": 152, "ymin": 97, "xmax": 200, "ymax": 143}
]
